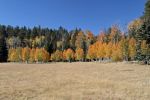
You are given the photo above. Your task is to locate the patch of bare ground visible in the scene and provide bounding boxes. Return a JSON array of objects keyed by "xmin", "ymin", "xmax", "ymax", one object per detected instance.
[{"xmin": 0, "ymin": 62, "xmax": 150, "ymax": 100}]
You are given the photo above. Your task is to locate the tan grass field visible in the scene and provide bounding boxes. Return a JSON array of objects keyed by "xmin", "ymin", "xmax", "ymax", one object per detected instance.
[{"xmin": 0, "ymin": 62, "xmax": 150, "ymax": 100}]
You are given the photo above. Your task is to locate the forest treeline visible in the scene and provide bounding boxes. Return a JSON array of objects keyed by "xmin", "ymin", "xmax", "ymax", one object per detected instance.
[{"xmin": 0, "ymin": 0, "xmax": 150, "ymax": 63}]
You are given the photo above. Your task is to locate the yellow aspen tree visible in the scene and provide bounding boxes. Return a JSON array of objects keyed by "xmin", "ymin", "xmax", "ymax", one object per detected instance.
[
  {"xmin": 13, "ymin": 49, "xmax": 18, "ymax": 62},
  {"xmin": 21, "ymin": 48, "xmax": 25, "ymax": 62},
  {"xmin": 105, "ymin": 42, "xmax": 113, "ymax": 59},
  {"xmin": 103, "ymin": 43, "xmax": 107, "ymax": 59},
  {"xmin": 63, "ymin": 50, "xmax": 67, "ymax": 61},
  {"xmin": 8, "ymin": 48, "xmax": 13, "ymax": 62},
  {"xmin": 51, "ymin": 50, "xmax": 62, "ymax": 61},
  {"xmin": 118, "ymin": 37, "xmax": 129, "ymax": 61},
  {"xmin": 75, "ymin": 48, "xmax": 84, "ymax": 61},
  {"xmin": 128, "ymin": 38, "xmax": 136, "ymax": 60},
  {"xmin": 29, "ymin": 48, "xmax": 35, "ymax": 62},
  {"xmin": 111, "ymin": 43, "xmax": 123, "ymax": 61},
  {"xmin": 66, "ymin": 48, "xmax": 74, "ymax": 62},
  {"xmin": 37, "ymin": 48, "xmax": 43, "ymax": 62},
  {"xmin": 118, "ymin": 42, "xmax": 124, "ymax": 61},
  {"xmin": 55, "ymin": 50, "xmax": 63, "ymax": 61},
  {"xmin": 95, "ymin": 42, "xmax": 102, "ymax": 60},
  {"xmin": 50, "ymin": 53, "xmax": 55, "ymax": 61},
  {"xmin": 87, "ymin": 44, "xmax": 96, "ymax": 61},
  {"xmin": 16, "ymin": 47, "xmax": 22, "ymax": 62},
  {"xmin": 45, "ymin": 49, "xmax": 50, "ymax": 62},
  {"xmin": 35, "ymin": 48, "xmax": 39, "ymax": 62},
  {"xmin": 23, "ymin": 47, "xmax": 30, "ymax": 63},
  {"xmin": 9, "ymin": 48, "xmax": 17, "ymax": 62}
]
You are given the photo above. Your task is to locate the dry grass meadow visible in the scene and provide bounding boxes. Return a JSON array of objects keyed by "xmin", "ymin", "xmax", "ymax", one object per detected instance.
[{"xmin": 0, "ymin": 62, "xmax": 150, "ymax": 100}]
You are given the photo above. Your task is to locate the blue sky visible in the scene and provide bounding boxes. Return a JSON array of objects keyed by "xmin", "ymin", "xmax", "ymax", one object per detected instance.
[{"xmin": 0, "ymin": 0, "xmax": 147, "ymax": 34}]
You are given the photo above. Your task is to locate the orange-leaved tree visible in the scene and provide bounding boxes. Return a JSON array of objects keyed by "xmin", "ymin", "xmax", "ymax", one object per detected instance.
[
  {"xmin": 75, "ymin": 48, "xmax": 84, "ymax": 61},
  {"xmin": 105, "ymin": 42, "xmax": 113, "ymax": 59},
  {"xmin": 87, "ymin": 44, "xmax": 96, "ymax": 61},
  {"xmin": 65, "ymin": 48, "xmax": 74, "ymax": 62},
  {"xmin": 111, "ymin": 43, "xmax": 123, "ymax": 61},
  {"xmin": 95, "ymin": 42, "xmax": 106, "ymax": 61},
  {"xmin": 42, "ymin": 48, "xmax": 50, "ymax": 62},
  {"xmin": 62, "ymin": 50, "xmax": 67, "ymax": 61},
  {"xmin": 22, "ymin": 47, "xmax": 30, "ymax": 63},
  {"xmin": 29, "ymin": 48, "xmax": 35, "ymax": 62}
]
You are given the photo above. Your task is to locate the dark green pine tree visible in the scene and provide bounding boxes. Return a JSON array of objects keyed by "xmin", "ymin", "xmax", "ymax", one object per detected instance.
[
  {"xmin": 143, "ymin": 0, "xmax": 150, "ymax": 62},
  {"xmin": 144, "ymin": 19, "xmax": 150, "ymax": 48},
  {"xmin": 143, "ymin": 0, "xmax": 150, "ymax": 48},
  {"xmin": 136, "ymin": 19, "xmax": 150, "ymax": 61},
  {"xmin": 0, "ymin": 26, "xmax": 8, "ymax": 62},
  {"xmin": 135, "ymin": 0, "xmax": 150, "ymax": 62},
  {"xmin": 142, "ymin": 18, "xmax": 150, "ymax": 63},
  {"xmin": 135, "ymin": 26, "xmax": 144, "ymax": 61},
  {"xmin": 144, "ymin": 0, "xmax": 150, "ymax": 18}
]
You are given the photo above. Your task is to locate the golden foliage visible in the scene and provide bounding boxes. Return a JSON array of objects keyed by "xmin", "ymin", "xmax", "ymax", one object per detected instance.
[
  {"xmin": 75, "ymin": 48, "xmax": 84, "ymax": 61},
  {"xmin": 51, "ymin": 50, "xmax": 62, "ymax": 61},
  {"xmin": 65, "ymin": 48, "xmax": 74, "ymax": 61},
  {"xmin": 128, "ymin": 38, "xmax": 136, "ymax": 60}
]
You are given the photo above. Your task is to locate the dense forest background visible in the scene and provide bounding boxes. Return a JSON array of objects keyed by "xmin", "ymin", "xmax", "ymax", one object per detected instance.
[{"xmin": 0, "ymin": 0, "xmax": 150, "ymax": 63}]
